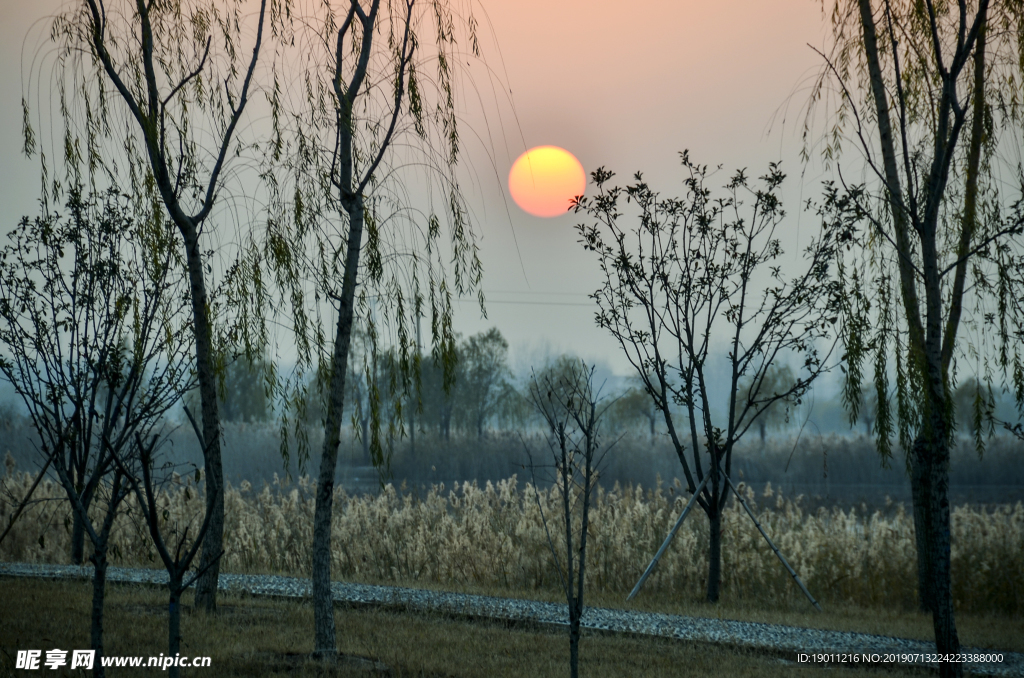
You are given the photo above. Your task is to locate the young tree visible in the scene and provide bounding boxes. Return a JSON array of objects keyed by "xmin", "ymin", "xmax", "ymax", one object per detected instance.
[
  {"xmin": 808, "ymin": 2, "xmax": 1024, "ymax": 670},
  {"xmin": 270, "ymin": 0, "xmax": 489, "ymax": 658},
  {"xmin": 523, "ymin": 361, "xmax": 611, "ymax": 678},
  {"xmin": 0, "ymin": 188, "xmax": 194, "ymax": 675},
  {"xmin": 29, "ymin": 0, "xmax": 285, "ymax": 610},
  {"xmin": 575, "ymin": 154, "xmax": 842, "ymax": 602},
  {"xmin": 114, "ymin": 433, "xmax": 216, "ymax": 678}
]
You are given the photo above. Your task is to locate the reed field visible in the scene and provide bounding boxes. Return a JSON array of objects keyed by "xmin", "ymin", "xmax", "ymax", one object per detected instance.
[{"xmin": 2, "ymin": 452, "xmax": 1021, "ymax": 617}]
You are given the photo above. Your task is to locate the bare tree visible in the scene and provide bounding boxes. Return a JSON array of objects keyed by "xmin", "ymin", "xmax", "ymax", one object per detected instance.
[
  {"xmin": 807, "ymin": 2, "xmax": 1024, "ymax": 671},
  {"xmin": 28, "ymin": 0, "xmax": 285, "ymax": 611},
  {"xmin": 0, "ymin": 188, "xmax": 194, "ymax": 676},
  {"xmin": 523, "ymin": 361, "xmax": 611, "ymax": 678},
  {"xmin": 574, "ymin": 154, "xmax": 842, "ymax": 602},
  {"xmin": 113, "ymin": 432, "xmax": 216, "ymax": 678}
]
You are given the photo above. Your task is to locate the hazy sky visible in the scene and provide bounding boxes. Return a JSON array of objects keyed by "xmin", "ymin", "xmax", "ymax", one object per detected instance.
[
  {"xmin": 448, "ymin": 0, "xmax": 834, "ymax": 376},
  {"xmin": 0, "ymin": 0, "xmax": 835, "ymax": 379}
]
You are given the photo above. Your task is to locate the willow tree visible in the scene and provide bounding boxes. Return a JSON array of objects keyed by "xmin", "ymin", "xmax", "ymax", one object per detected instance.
[
  {"xmin": 808, "ymin": 1, "xmax": 1024, "ymax": 673},
  {"xmin": 266, "ymin": 0, "xmax": 487, "ymax": 659},
  {"xmin": 24, "ymin": 0, "xmax": 288, "ymax": 610}
]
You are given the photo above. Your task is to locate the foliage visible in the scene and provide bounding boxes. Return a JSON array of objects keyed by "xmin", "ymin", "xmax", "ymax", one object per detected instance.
[
  {"xmin": 807, "ymin": 0, "xmax": 1024, "ymax": 459},
  {"xmin": 30, "ymin": 0, "xmax": 290, "ymax": 610},
  {"xmin": 605, "ymin": 382, "xmax": 660, "ymax": 439},
  {"xmin": 0, "ymin": 188, "xmax": 193, "ymax": 505},
  {"xmin": 267, "ymin": 0, "xmax": 489, "ymax": 474}
]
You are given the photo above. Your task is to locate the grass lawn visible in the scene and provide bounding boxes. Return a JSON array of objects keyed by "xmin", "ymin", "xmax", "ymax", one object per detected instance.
[{"xmin": 2, "ymin": 576, "xmax": 1016, "ymax": 677}]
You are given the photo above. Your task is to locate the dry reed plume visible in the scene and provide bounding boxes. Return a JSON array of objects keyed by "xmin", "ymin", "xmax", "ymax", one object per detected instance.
[{"xmin": 2, "ymin": 453, "xmax": 1020, "ymax": 614}]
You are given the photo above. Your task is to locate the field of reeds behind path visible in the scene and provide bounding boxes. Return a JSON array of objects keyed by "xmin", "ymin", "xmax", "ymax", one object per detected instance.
[{"xmin": 2, "ymin": 453, "xmax": 1022, "ymax": 617}]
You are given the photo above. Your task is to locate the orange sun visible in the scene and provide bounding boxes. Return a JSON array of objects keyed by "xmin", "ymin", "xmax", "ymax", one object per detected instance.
[{"xmin": 508, "ymin": 146, "xmax": 586, "ymax": 218}]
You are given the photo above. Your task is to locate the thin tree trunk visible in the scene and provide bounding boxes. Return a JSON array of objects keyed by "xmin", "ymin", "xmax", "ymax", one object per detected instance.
[
  {"xmin": 569, "ymin": 619, "xmax": 580, "ymax": 678},
  {"xmin": 168, "ymin": 582, "xmax": 183, "ymax": 678},
  {"xmin": 312, "ymin": 195, "xmax": 365, "ymax": 658},
  {"xmin": 707, "ymin": 503, "xmax": 722, "ymax": 603},
  {"xmin": 185, "ymin": 223, "xmax": 225, "ymax": 614},
  {"xmin": 72, "ymin": 509, "xmax": 87, "ymax": 565},
  {"xmin": 360, "ymin": 415, "xmax": 370, "ymax": 462},
  {"xmin": 90, "ymin": 550, "xmax": 108, "ymax": 678}
]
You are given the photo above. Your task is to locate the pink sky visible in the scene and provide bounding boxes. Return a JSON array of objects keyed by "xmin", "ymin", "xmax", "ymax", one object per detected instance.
[{"xmin": 0, "ymin": 0, "xmax": 833, "ymax": 375}]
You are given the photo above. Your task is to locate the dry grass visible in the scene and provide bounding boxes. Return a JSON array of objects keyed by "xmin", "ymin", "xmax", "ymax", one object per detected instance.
[
  {"xmin": 2, "ymin": 451, "xmax": 1022, "ymax": 653},
  {"xmin": 0, "ymin": 577, "xmax": 940, "ymax": 678}
]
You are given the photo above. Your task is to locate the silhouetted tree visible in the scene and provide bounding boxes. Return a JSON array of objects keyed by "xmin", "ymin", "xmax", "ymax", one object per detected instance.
[
  {"xmin": 575, "ymin": 154, "xmax": 842, "ymax": 602},
  {"xmin": 0, "ymin": 188, "xmax": 193, "ymax": 676},
  {"xmin": 455, "ymin": 328, "xmax": 512, "ymax": 438},
  {"xmin": 523, "ymin": 361, "xmax": 611, "ymax": 678}
]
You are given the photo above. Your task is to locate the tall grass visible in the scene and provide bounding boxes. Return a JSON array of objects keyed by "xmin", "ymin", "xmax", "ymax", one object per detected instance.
[{"xmin": 2, "ymin": 453, "xmax": 1021, "ymax": 615}]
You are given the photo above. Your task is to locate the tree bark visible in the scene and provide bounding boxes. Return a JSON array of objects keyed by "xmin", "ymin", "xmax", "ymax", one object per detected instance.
[
  {"xmin": 569, "ymin": 619, "xmax": 580, "ymax": 678},
  {"xmin": 168, "ymin": 580, "xmax": 183, "ymax": 678},
  {"xmin": 72, "ymin": 509, "xmax": 87, "ymax": 565},
  {"xmin": 312, "ymin": 194, "xmax": 365, "ymax": 658},
  {"xmin": 920, "ymin": 413, "xmax": 960, "ymax": 677},
  {"xmin": 706, "ymin": 502, "xmax": 722, "ymax": 603},
  {"xmin": 182, "ymin": 222, "xmax": 225, "ymax": 614},
  {"xmin": 909, "ymin": 437, "xmax": 933, "ymax": 612},
  {"xmin": 90, "ymin": 550, "xmax": 108, "ymax": 678}
]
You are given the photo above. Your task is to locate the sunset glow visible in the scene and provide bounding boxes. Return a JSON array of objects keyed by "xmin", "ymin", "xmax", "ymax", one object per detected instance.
[{"xmin": 508, "ymin": 146, "xmax": 586, "ymax": 218}]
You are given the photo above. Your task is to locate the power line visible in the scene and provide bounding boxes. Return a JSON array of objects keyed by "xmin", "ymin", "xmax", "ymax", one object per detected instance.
[{"xmin": 458, "ymin": 297, "xmax": 593, "ymax": 308}]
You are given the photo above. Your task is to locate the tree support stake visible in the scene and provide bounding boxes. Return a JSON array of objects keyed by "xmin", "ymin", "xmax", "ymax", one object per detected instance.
[{"xmin": 627, "ymin": 466, "xmax": 821, "ymax": 612}]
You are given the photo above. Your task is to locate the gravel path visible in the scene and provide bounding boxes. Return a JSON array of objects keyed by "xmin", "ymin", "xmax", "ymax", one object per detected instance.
[{"xmin": 2, "ymin": 561, "xmax": 1020, "ymax": 676}]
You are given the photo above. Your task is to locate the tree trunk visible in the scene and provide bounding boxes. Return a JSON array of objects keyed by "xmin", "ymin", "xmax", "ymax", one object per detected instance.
[
  {"xmin": 168, "ymin": 583, "xmax": 183, "ymax": 678},
  {"xmin": 181, "ymin": 223, "xmax": 224, "ymax": 614},
  {"xmin": 569, "ymin": 617, "xmax": 580, "ymax": 678},
  {"xmin": 441, "ymin": 406, "xmax": 451, "ymax": 441},
  {"xmin": 410, "ymin": 407, "xmax": 416, "ymax": 455},
  {"xmin": 910, "ymin": 436, "xmax": 933, "ymax": 612},
  {"xmin": 918, "ymin": 423, "xmax": 961, "ymax": 677},
  {"xmin": 90, "ymin": 550, "xmax": 108, "ymax": 678},
  {"xmin": 72, "ymin": 509, "xmax": 87, "ymax": 565},
  {"xmin": 312, "ymin": 195, "xmax": 365, "ymax": 658},
  {"xmin": 706, "ymin": 502, "xmax": 722, "ymax": 603}
]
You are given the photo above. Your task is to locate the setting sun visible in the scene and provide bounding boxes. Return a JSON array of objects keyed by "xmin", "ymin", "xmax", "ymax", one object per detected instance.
[{"xmin": 508, "ymin": 146, "xmax": 586, "ymax": 218}]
